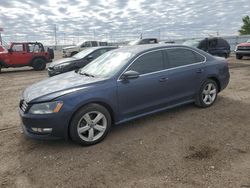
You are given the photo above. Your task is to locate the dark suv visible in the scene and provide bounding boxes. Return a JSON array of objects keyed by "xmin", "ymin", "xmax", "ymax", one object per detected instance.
[{"xmin": 183, "ymin": 37, "xmax": 230, "ymax": 58}]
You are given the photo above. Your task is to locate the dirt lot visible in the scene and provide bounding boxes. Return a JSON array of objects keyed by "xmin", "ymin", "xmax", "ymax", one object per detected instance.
[{"xmin": 0, "ymin": 55, "xmax": 250, "ymax": 188}]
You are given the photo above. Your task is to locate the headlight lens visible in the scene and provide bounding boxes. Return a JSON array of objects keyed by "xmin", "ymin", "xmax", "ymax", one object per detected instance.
[
  {"xmin": 29, "ymin": 101, "xmax": 63, "ymax": 114},
  {"xmin": 54, "ymin": 62, "xmax": 71, "ymax": 70}
]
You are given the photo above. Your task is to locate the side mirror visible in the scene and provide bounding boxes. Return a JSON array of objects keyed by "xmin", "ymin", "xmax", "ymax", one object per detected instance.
[
  {"xmin": 8, "ymin": 49, "xmax": 13, "ymax": 53},
  {"xmin": 86, "ymin": 55, "xmax": 93, "ymax": 61},
  {"xmin": 121, "ymin": 70, "xmax": 140, "ymax": 80}
]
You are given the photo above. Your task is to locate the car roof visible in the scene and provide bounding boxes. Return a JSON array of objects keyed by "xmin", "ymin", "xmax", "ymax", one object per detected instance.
[
  {"xmin": 116, "ymin": 44, "xmax": 193, "ymax": 54},
  {"xmin": 89, "ymin": 46, "xmax": 118, "ymax": 50}
]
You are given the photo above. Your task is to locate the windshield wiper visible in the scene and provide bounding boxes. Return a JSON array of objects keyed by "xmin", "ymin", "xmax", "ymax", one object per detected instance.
[{"xmin": 79, "ymin": 72, "xmax": 95, "ymax": 77}]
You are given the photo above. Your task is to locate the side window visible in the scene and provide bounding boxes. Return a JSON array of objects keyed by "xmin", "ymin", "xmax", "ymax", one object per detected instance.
[
  {"xmin": 91, "ymin": 41, "xmax": 98, "ymax": 47},
  {"xmin": 12, "ymin": 44, "xmax": 24, "ymax": 52},
  {"xmin": 89, "ymin": 49, "xmax": 106, "ymax": 59},
  {"xmin": 33, "ymin": 44, "xmax": 43, "ymax": 52},
  {"xmin": 208, "ymin": 39, "xmax": 217, "ymax": 48},
  {"xmin": 128, "ymin": 50, "xmax": 164, "ymax": 75},
  {"xmin": 84, "ymin": 42, "xmax": 91, "ymax": 47},
  {"xmin": 166, "ymin": 48, "xmax": 204, "ymax": 68},
  {"xmin": 193, "ymin": 52, "xmax": 205, "ymax": 62}
]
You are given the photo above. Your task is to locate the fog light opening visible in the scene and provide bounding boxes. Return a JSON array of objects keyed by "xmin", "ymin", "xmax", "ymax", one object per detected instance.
[{"xmin": 31, "ymin": 128, "xmax": 52, "ymax": 133}]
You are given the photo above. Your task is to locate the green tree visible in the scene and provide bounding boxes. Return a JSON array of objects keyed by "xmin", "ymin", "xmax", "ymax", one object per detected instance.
[{"xmin": 239, "ymin": 15, "xmax": 250, "ymax": 35}]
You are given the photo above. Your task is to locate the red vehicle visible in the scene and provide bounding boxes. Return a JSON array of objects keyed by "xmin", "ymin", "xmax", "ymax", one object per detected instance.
[
  {"xmin": 235, "ymin": 39, "xmax": 250, "ymax": 59},
  {"xmin": 0, "ymin": 45, "xmax": 5, "ymax": 52},
  {"xmin": 0, "ymin": 42, "xmax": 54, "ymax": 72}
]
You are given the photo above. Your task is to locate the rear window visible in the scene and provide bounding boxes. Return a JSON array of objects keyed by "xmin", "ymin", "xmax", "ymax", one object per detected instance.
[{"xmin": 166, "ymin": 48, "xmax": 205, "ymax": 68}]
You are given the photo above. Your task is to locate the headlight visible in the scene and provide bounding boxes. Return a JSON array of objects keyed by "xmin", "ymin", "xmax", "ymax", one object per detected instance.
[
  {"xmin": 29, "ymin": 101, "xmax": 63, "ymax": 114},
  {"xmin": 54, "ymin": 62, "xmax": 71, "ymax": 70}
]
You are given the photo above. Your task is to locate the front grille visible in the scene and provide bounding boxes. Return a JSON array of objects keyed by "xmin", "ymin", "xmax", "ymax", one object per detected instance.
[
  {"xmin": 20, "ymin": 100, "xmax": 29, "ymax": 113},
  {"xmin": 237, "ymin": 46, "xmax": 250, "ymax": 51}
]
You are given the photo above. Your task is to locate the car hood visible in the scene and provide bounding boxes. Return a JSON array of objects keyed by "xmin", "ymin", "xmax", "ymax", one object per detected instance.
[
  {"xmin": 62, "ymin": 46, "xmax": 78, "ymax": 50},
  {"xmin": 23, "ymin": 71, "xmax": 106, "ymax": 103},
  {"xmin": 49, "ymin": 57, "xmax": 78, "ymax": 67},
  {"xmin": 237, "ymin": 42, "xmax": 250, "ymax": 47}
]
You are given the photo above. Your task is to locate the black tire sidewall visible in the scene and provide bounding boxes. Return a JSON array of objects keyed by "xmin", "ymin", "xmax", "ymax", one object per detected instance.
[
  {"xmin": 70, "ymin": 103, "xmax": 112, "ymax": 146},
  {"xmin": 197, "ymin": 79, "xmax": 218, "ymax": 108},
  {"xmin": 236, "ymin": 54, "xmax": 242, "ymax": 59},
  {"xmin": 32, "ymin": 58, "xmax": 46, "ymax": 71}
]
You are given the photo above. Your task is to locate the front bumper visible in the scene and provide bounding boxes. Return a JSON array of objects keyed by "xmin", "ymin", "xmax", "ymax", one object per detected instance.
[
  {"xmin": 48, "ymin": 68, "xmax": 62, "ymax": 77},
  {"xmin": 235, "ymin": 50, "xmax": 250, "ymax": 56},
  {"xmin": 62, "ymin": 51, "xmax": 71, "ymax": 58},
  {"xmin": 19, "ymin": 108, "xmax": 69, "ymax": 140}
]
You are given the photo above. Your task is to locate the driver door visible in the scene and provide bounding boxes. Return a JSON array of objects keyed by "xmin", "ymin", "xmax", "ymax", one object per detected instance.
[
  {"xmin": 117, "ymin": 50, "xmax": 167, "ymax": 119},
  {"xmin": 9, "ymin": 44, "xmax": 28, "ymax": 66}
]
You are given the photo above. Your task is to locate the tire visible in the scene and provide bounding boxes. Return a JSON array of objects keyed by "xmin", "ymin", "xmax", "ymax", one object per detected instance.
[
  {"xmin": 70, "ymin": 51, "xmax": 78, "ymax": 57},
  {"xmin": 47, "ymin": 48, "xmax": 54, "ymax": 59},
  {"xmin": 224, "ymin": 53, "xmax": 228, "ymax": 58},
  {"xmin": 195, "ymin": 79, "xmax": 218, "ymax": 108},
  {"xmin": 32, "ymin": 58, "xmax": 46, "ymax": 71},
  {"xmin": 236, "ymin": 54, "xmax": 243, "ymax": 60},
  {"xmin": 70, "ymin": 103, "xmax": 112, "ymax": 146}
]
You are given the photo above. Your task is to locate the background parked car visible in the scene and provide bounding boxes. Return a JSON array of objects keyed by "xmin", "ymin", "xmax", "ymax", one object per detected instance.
[
  {"xmin": 20, "ymin": 44, "xmax": 230, "ymax": 146},
  {"xmin": 62, "ymin": 41, "xmax": 108, "ymax": 57},
  {"xmin": 48, "ymin": 46, "xmax": 117, "ymax": 76},
  {"xmin": 128, "ymin": 38, "xmax": 158, "ymax": 45},
  {"xmin": 235, "ymin": 39, "xmax": 250, "ymax": 59},
  {"xmin": 183, "ymin": 37, "xmax": 230, "ymax": 58},
  {"xmin": 0, "ymin": 42, "xmax": 54, "ymax": 72}
]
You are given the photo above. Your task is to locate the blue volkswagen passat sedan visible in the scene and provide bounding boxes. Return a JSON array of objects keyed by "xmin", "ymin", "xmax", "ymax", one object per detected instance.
[{"xmin": 19, "ymin": 44, "xmax": 230, "ymax": 145}]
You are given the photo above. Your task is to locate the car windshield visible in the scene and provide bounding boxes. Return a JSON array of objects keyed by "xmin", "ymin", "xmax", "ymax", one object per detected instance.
[
  {"xmin": 72, "ymin": 48, "xmax": 95, "ymax": 59},
  {"xmin": 128, "ymin": 39, "xmax": 140, "ymax": 46},
  {"xmin": 183, "ymin": 40, "xmax": 200, "ymax": 48},
  {"xmin": 79, "ymin": 51, "xmax": 134, "ymax": 78}
]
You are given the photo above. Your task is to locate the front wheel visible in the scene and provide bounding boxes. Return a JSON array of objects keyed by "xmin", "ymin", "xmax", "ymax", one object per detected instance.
[
  {"xmin": 70, "ymin": 104, "xmax": 112, "ymax": 146},
  {"xmin": 236, "ymin": 54, "xmax": 243, "ymax": 60},
  {"xmin": 195, "ymin": 79, "xmax": 218, "ymax": 108}
]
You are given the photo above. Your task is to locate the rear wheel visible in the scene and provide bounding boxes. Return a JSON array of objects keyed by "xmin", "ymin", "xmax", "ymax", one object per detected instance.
[
  {"xmin": 236, "ymin": 54, "xmax": 243, "ymax": 60},
  {"xmin": 70, "ymin": 104, "xmax": 112, "ymax": 146},
  {"xmin": 32, "ymin": 58, "xmax": 46, "ymax": 71},
  {"xmin": 195, "ymin": 79, "xmax": 218, "ymax": 108}
]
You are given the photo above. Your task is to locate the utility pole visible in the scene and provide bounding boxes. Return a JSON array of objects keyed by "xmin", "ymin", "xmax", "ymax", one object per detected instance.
[
  {"xmin": 216, "ymin": 30, "xmax": 219, "ymax": 36},
  {"xmin": 54, "ymin": 24, "xmax": 57, "ymax": 50},
  {"xmin": 0, "ymin": 27, "xmax": 3, "ymax": 45}
]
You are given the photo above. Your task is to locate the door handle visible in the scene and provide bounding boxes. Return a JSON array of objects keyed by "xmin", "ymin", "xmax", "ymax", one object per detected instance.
[
  {"xmin": 159, "ymin": 77, "xmax": 168, "ymax": 82},
  {"xmin": 196, "ymin": 69, "xmax": 204, "ymax": 73}
]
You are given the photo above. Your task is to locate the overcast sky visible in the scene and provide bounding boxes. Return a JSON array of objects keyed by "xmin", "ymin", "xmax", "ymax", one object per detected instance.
[{"xmin": 0, "ymin": 0, "xmax": 249, "ymax": 44}]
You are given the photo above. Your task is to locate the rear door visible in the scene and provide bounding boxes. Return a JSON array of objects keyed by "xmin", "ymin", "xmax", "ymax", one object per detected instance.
[
  {"xmin": 117, "ymin": 50, "xmax": 168, "ymax": 118},
  {"xmin": 163, "ymin": 48, "xmax": 206, "ymax": 104}
]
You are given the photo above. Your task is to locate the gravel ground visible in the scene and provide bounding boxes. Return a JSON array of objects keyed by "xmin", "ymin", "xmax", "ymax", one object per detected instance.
[{"xmin": 0, "ymin": 54, "xmax": 250, "ymax": 188}]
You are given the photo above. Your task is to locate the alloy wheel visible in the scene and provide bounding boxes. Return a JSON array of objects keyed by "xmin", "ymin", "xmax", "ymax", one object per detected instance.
[
  {"xmin": 202, "ymin": 83, "xmax": 217, "ymax": 105},
  {"xmin": 77, "ymin": 111, "xmax": 107, "ymax": 142}
]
